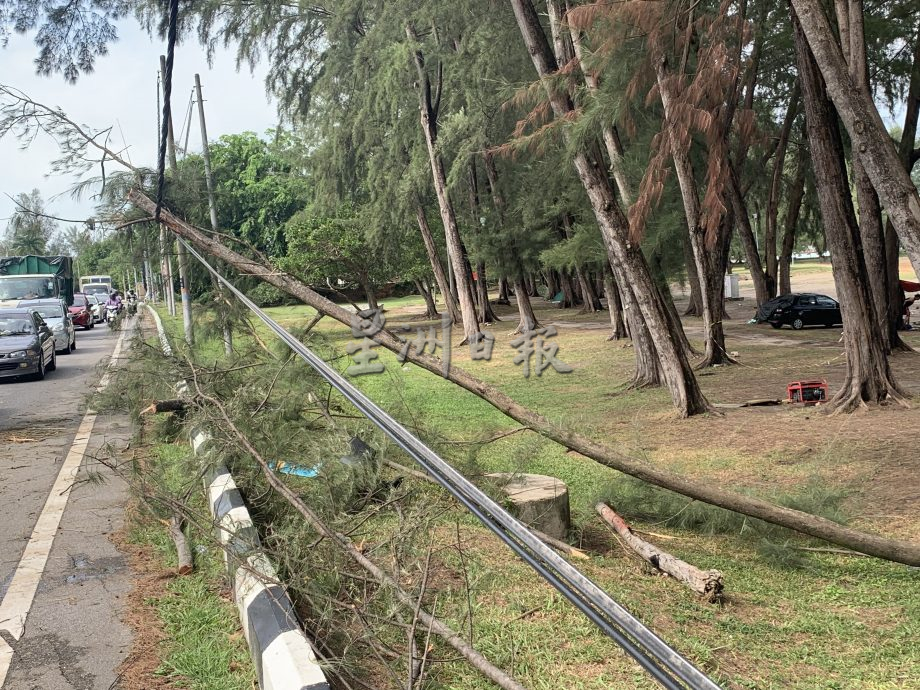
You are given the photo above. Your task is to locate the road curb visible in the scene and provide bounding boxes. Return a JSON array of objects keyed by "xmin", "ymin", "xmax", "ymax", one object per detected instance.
[{"xmin": 145, "ymin": 305, "xmax": 330, "ymax": 690}]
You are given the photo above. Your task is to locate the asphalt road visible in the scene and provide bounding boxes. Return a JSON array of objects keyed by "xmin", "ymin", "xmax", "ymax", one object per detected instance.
[{"xmin": 0, "ymin": 321, "xmax": 133, "ymax": 690}]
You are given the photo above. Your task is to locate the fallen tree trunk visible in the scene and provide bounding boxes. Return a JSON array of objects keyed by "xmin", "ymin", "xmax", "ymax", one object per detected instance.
[
  {"xmin": 597, "ymin": 503, "xmax": 723, "ymax": 602},
  {"xmin": 128, "ymin": 189, "xmax": 920, "ymax": 567}
]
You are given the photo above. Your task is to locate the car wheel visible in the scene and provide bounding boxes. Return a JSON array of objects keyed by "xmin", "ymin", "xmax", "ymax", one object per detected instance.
[
  {"xmin": 48, "ymin": 349, "xmax": 57, "ymax": 372},
  {"xmin": 71, "ymin": 335, "xmax": 76, "ymax": 351},
  {"xmin": 770, "ymin": 322, "xmax": 782, "ymax": 329},
  {"xmin": 34, "ymin": 353, "xmax": 46, "ymax": 380},
  {"xmin": 62, "ymin": 338, "xmax": 72, "ymax": 354},
  {"xmin": 792, "ymin": 317, "xmax": 805, "ymax": 330}
]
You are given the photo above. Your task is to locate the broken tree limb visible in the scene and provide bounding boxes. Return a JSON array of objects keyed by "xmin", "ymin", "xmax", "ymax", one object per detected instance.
[
  {"xmin": 168, "ymin": 515, "xmax": 194, "ymax": 575},
  {"xmin": 597, "ymin": 503, "xmax": 723, "ymax": 602},
  {"xmin": 128, "ymin": 188, "xmax": 920, "ymax": 567},
  {"xmin": 140, "ymin": 399, "xmax": 189, "ymax": 415},
  {"xmin": 192, "ymin": 381, "xmax": 528, "ymax": 690}
]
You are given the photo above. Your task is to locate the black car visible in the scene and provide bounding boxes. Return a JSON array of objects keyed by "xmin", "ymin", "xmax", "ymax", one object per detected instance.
[
  {"xmin": 755, "ymin": 293, "xmax": 843, "ymax": 330},
  {"xmin": 0, "ymin": 308, "xmax": 57, "ymax": 380}
]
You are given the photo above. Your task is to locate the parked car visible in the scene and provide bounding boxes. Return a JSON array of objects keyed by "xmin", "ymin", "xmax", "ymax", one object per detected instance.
[
  {"xmin": 86, "ymin": 293, "xmax": 104, "ymax": 323},
  {"xmin": 18, "ymin": 299, "xmax": 76, "ymax": 353},
  {"xmin": 755, "ymin": 293, "xmax": 843, "ymax": 330},
  {"xmin": 0, "ymin": 308, "xmax": 57, "ymax": 379},
  {"xmin": 69, "ymin": 292, "xmax": 95, "ymax": 329}
]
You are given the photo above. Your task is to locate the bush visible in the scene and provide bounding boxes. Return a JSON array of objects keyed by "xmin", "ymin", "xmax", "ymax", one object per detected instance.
[{"xmin": 247, "ymin": 282, "xmax": 293, "ymax": 307}]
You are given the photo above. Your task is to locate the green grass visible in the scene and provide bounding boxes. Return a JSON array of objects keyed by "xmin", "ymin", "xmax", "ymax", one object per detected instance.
[
  {"xmin": 144, "ymin": 267, "xmax": 920, "ymax": 690},
  {"xmin": 128, "ymin": 442, "xmax": 255, "ymax": 690}
]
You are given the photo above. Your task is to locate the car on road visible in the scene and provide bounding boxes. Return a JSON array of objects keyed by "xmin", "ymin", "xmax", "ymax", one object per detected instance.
[
  {"xmin": 69, "ymin": 293, "xmax": 95, "ymax": 329},
  {"xmin": 18, "ymin": 299, "xmax": 76, "ymax": 354},
  {"xmin": 0, "ymin": 308, "xmax": 57, "ymax": 379},
  {"xmin": 87, "ymin": 293, "xmax": 104, "ymax": 323},
  {"xmin": 755, "ymin": 293, "xmax": 843, "ymax": 330},
  {"xmin": 81, "ymin": 282, "xmax": 111, "ymax": 300}
]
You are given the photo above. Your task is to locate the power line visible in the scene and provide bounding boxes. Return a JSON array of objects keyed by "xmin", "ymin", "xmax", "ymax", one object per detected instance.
[{"xmin": 178, "ymin": 237, "xmax": 723, "ymax": 690}]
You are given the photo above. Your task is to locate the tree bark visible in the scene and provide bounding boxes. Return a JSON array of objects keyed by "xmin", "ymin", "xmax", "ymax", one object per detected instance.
[
  {"xmin": 559, "ymin": 268, "xmax": 577, "ymax": 308},
  {"xmin": 168, "ymin": 515, "xmax": 193, "ymax": 575},
  {"xmin": 467, "ymin": 159, "xmax": 500, "ymax": 324},
  {"xmin": 512, "ymin": 277, "xmax": 540, "ymax": 334},
  {"xmin": 793, "ymin": 11, "xmax": 906, "ymax": 412},
  {"xmin": 415, "ymin": 200, "xmax": 461, "ymax": 324},
  {"xmin": 475, "ymin": 261, "xmax": 499, "ymax": 323},
  {"xmin": 656, "ymin": 62, "xmax": 730, "ymax": 367},
  {"xmin": 840, "ymin": 0, "xmax": 889, "ymax": 352},
  {"xmin": 790, "ymin": 0, "xmax": 920, "ymax": 274},
  {"xmin": 407, "ymin": 25, "xmax": 480, "ymax": 344},
  {"xmin": 778, "ymin": 146, "xmax": 807, "ymax": 296},
  {"xmin": 497, "ymin": 276, "xmax": 511, "ymax": 304},
  {"xmin": 512, "ymin": 0, "xmax": 709, "ymax": 416},
  {"xmin": 358, "ymin": 276, "xmax": 379, "ymax": 311},
  {"xmin": 596, "ymin": 503, "xmax": 723, "ymax": 602},
  {"xmin": 603, "ymin": 267, "xmax": 626, "ymax": 340},
  {"xmin": 728, "ymin": 167, "xmax": 770, "ymax": 306},
  {"xmin": 576, "ymin": 267, "xmax": 601, "ymax": 312},
  {"xmin": 133, "ymin": 189, "xmax": 920, "ymax": 565},
  {"xmin": 886, "ymin": 28, "xmax": 920, "ymax": 351},
  {"xmin": 764, "ymin": 86, "xmax": 800, "ymax": 299},
  {"xmin": 415, "ymin": 278, "xmax": 439, "ymax": 318},
  {"xmin": 682, "ymin": 235, "xmax": 704, "ymax": 317},
  {"xmin": 545, "ymin": 270, "xmax": 559, "ymax": 302}
]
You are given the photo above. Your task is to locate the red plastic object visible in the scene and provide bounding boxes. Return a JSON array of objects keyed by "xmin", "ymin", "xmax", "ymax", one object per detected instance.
[{"xmin": 787, "ymin": 379, "xmax": 828, "ymax": 404}]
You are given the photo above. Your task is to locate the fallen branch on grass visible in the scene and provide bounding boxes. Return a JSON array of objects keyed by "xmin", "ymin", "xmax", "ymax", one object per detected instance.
[
  {"xmin": 140, "ymin": 399, "xmax": 189, "ymax": 415},
  {"xmin": 597, "ymin": 503, "xmax": 723, "ymax": 602},
  {"xmin": 167, "ymin": 515, "xmax": 194, "ymax": 575},
  {"xmin": 190, "ymin": 377, "xmax": 529, "ymax": 690},
  {"xmin": 129, "ymin": 189, "xmax": 920, "ymax": 568}
]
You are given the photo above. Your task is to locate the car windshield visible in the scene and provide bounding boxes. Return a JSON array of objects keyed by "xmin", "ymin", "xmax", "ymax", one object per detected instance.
[
  {"xmin": 21, "ymin": 305, "xmax": 64, "ymax": 319},
  {"xmin": 0, "ymin": 315, "xmax": 34, "ymax": 335},
  {"xmin": 83, "ymin": 285, "xmax": 109, "ymax": 296},
  {"xmin": 0, "ymin": 277, "xmax": 55, "ymax": 300},
  {"xmin": 72, "ymin": 295, "xmax": 87, "ymax": 307}
]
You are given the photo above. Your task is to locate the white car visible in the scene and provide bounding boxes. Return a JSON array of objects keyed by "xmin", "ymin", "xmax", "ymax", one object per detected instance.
[
  {"xmin": 87, "ymin": 294, "xmax": 105, "ymax": 323},
  {"xmin": 17, "ymin": 299, "xmax": 76, "ymax": 354}
]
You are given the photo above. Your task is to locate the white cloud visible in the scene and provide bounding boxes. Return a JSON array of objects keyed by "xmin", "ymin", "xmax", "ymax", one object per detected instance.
[{"xmin": 0, "ymin": 19, "xmax": 278, "ymax": 232}]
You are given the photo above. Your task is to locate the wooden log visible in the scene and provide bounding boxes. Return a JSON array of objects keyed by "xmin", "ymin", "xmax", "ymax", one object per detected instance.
[
  {"xmin": 596, "ymin": 503, "xmax": 723, "ymax": 602},
  {"xmin": 168, "ymin": 515, "xmax": 194, "ymax": 575},
  {"xmin": 140, "ymin": 399, "xmax": 189, "ymax": 415},
  {"xmin": 489, "ymin": 473, "xmax": 570, "ymax": 540}
]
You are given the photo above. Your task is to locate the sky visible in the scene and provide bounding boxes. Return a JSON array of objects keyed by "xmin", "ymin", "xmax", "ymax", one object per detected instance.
[{"xmin": 0, "ymin": 18, "xmax": 278, "ymax": 231}]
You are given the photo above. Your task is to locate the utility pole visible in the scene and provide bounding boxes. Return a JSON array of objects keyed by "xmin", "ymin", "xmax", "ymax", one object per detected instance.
[
  {"xmin": 161, "ymin": 54, "xmax": 194, "ymax": 346},
  {"xmin": 195, "ymin": 73, "xmax": 233, "ymax": 354}
]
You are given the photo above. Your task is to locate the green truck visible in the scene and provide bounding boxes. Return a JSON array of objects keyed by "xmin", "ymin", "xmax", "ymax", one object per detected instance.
[{"xmin": 0, "ymin": 255, "xmax": 75, "ymax": 307}]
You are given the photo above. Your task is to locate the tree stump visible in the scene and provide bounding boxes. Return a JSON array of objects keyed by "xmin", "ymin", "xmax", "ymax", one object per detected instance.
[{"xmin": 487, "ymin": 473, "xmax": 570, "ymax": 540}]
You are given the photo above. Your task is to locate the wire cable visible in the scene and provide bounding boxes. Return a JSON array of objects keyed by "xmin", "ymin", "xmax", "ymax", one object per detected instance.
[{"xmin": 178, "ymin": 238, "xmax": 723, "ymax": 690}]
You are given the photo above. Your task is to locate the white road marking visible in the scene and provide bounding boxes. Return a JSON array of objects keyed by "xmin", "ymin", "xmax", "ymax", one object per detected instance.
[{"xmin": 0, "ymin": 327, "xmax": 127, "ymax": 686}]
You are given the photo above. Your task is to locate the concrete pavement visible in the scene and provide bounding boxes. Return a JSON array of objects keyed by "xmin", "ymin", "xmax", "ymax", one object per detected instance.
[{"xmin": 0, "ymin": 321, "xmax": 133, "ymax": 690}]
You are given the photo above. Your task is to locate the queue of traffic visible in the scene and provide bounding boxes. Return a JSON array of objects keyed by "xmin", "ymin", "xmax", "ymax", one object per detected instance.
[{"xmin": 0, "ymin": 256, "xmax": 134, "ymax": 381}]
